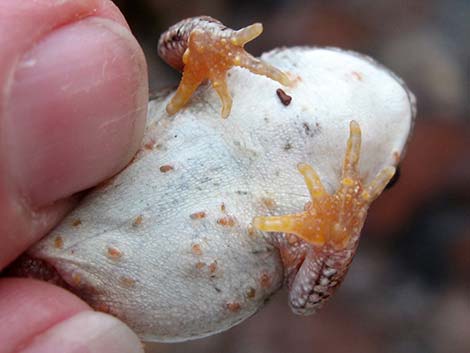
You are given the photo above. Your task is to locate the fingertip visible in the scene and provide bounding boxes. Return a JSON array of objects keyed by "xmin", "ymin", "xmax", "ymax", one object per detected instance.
[
  {"xmin": 0, "ymin": 278, "xmax": 143, "ymax": 353},
  {"xmin": 0, "ymin": 278, "xmax": 90, "ymax": 352},
  {"xmin": 5, "ymin": 17, "xmax": 148, "ymax": 206},
  {"xmin": 18, "ymin": 311, "xmax": 144, "ymax": 353}
]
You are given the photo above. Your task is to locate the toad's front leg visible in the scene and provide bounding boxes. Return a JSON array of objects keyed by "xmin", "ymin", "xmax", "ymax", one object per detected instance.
[
  {"xmin": 253, "ymin": 121, "xmax": 395, "ymax": 314},
  {"xmin": 158, "ymin": 16, "xmax": 292, "ymax": 118}
]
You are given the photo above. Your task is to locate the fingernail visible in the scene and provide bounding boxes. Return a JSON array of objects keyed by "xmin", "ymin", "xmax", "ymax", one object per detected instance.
[
  {"xmin": 18, "ymin": 311, "xmax": 144, "ymax": 353},
  {"xmin": 5, "ymin": 17, "xmax": 148, "ymax": 206}
]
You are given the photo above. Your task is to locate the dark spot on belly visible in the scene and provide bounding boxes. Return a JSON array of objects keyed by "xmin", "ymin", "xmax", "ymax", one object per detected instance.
[{"xmin": 276, "ymin": 88, "xmax": 292, "ymax": 106}]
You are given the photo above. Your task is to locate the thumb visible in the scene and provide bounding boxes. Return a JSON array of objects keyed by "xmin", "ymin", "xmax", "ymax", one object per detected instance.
[{"xmin": 0, "ymin": 0, "xmax": 148, "ymax": 269}]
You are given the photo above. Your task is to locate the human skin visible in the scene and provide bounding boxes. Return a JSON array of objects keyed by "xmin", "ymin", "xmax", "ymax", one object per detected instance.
[{"xmin": 0, "ymin": 1, "xmax": 148, "ymax": 352}]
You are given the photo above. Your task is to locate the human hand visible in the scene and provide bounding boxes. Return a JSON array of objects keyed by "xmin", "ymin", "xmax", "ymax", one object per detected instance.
[{"xmin": 0, "ymin": 1, "xmax": 148, "ymax": 352}]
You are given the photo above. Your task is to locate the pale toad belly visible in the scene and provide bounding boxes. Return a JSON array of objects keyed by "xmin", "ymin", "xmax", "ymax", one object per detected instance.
[{"xmin": 27, "ymin": 47, "xmax": 415, "ymax": 342}]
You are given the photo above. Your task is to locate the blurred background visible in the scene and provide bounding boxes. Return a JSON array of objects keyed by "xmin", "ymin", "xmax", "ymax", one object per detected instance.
[{"xmin": 113, "ymin": 0, "xmax": 469, "ymax": 352}]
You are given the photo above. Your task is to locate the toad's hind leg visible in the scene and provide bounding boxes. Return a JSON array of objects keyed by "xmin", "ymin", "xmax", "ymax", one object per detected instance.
[
  {"xmin": 253, "ymin": 120, "xmax": 397, "ymax": 315},
  {"xmin": 362, "ymin": 165, "xmax": 396, "ymax": 202},
  {"xmin": 297, "ymin": 163, "xmax": 326, "ymax": 199},
  {"xmin": 336, "ymin": 120, "xmax": 362, "ymax": 228},
  {"xmin": 253, "ymin": 120, "xmax": 396, "ymax": 249},
  {"xmin": 341, "ymin": 120, "xmax": 361, "ymax": 181},
  {"xmin": 252, "ymin": 161, "xmax": 329, "ymax": 246},
  {"xmin": 339, "ymin": 120, "xmax": 395, "ymax": 204}
]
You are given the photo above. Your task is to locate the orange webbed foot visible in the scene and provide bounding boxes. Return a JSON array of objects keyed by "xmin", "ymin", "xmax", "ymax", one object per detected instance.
[
  {"xmin": 253, "ymin": 120, "xmax": 396, "ymax": 250},
  {"xmin": 166, "ymin": 22, "xmax": 292, "ymax": 118}
]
